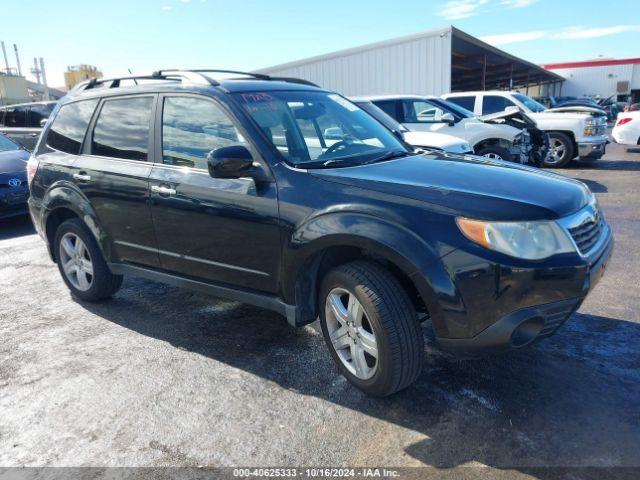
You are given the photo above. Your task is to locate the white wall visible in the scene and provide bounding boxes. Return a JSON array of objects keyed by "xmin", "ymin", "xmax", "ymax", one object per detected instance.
[
  {"xmin": 257, "ymin": 28, "xmax": 452, "ymax": 97},
  {"xmin": 549, "ymin": 64, "xmax": 637, "ymax": 98}
]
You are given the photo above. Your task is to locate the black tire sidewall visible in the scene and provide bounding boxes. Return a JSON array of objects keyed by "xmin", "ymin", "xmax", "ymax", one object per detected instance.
[{"xmin": 319, "ymin": 265, "xmax": 407, "ymax": 395}]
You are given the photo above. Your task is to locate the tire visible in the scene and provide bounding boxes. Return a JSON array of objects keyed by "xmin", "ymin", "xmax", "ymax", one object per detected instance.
[
  {"xmin": 319, "ymin": 261, "xmax": 423, "ymax": 396},
  {"xmin": 54, "ymin": 218, "xmax": 123, "ymax": 302},
  {"xmin": 475, "ymin": 145, "xmax": 513, "ymax": 162},
  {"xmin": 543, "ymin": 132, "xmax": 574, "ymax": 168}
]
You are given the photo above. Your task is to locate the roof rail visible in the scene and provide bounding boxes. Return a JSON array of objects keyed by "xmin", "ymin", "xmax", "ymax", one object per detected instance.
[
  {"xmin": 71, "ymin": 71, "xmax": 218, "ymax": 93},
  {"xmin": 157, "ymin": 69, "xmax": 319, "ymax": 87},
  {"xmin": 69, "ymin": 69, "xmax": 320, "ymax": 95}
]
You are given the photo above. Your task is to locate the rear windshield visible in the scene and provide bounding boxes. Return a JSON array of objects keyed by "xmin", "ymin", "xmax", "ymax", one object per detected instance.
[{"xmin": 235, "ymin": 91, "xmax": 409, "ymax": 168}]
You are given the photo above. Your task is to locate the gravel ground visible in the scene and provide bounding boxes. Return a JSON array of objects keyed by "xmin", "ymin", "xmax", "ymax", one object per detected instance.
[{"xmin": 0, "ymin": 141, "xmax": 639, "ymax": 478}]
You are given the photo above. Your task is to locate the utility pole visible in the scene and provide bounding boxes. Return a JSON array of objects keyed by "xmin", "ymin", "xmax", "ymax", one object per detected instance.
[
  {"xmin": 1, "ymin": 41, "xmax": 10, "ymax": 73},
  {"xmin": 39, "ymin": 57, "xmax": 49, "ymax": 101},
  {"xmin": 13, "ymin": 44, "xmax": 22, "ymax": 76}
]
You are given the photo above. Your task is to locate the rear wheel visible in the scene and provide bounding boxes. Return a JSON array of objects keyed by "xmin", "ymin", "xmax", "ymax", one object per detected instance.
[
  {"xmin": 543, "ymin": 132, "xmax": 574, "ymax": 167},
  {"xmin": 319, "ymin": 261, "xmax": 424, "ymax": 396},
  {"xmin": 476, "ymin": 145, "xmax": 513, "ymax": 162},
  {"xmin": 54, "ymin": 218, "xmax": 123, "ymax": 301}
]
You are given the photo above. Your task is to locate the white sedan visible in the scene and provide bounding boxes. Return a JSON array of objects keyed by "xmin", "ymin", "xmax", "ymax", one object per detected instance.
[{"xmin": 612, "ymin": 111, "xmax": 640, "ymax": 145}]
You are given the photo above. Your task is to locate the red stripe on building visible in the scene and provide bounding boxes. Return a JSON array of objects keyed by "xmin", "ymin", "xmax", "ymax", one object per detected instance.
[{"xmin": 542, "ymin": 57, "xmax": 640, "ymax": 70}]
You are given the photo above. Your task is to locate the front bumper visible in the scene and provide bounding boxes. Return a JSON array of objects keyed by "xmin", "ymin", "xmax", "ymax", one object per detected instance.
[
  {"xmin": 435, "ymin": 225, "xmax": 614, "ymax": 352},
  {"xmin": 577, "ymin": 139, "xmax": 607, "ymax": 159}
]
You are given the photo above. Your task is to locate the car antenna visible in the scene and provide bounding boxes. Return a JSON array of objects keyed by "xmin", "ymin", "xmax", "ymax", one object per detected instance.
[{"xmin": 128, "ymin": 68, "xmax": 138, "ymax": 85}]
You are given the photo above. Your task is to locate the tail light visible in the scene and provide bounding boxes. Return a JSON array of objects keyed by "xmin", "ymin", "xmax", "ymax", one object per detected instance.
[
  {"xmin": 616, "ymin": 117, "xmax": 633, "ymax": 127},
  {"xmin": 26, "ymin": 155, "xmax": 40, "ymax": 186}
]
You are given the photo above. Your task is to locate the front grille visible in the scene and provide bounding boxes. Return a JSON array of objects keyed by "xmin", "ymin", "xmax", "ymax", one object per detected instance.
[{"xmin": 568, "ymin": 214, "xmax": 604, "ymax": 254}]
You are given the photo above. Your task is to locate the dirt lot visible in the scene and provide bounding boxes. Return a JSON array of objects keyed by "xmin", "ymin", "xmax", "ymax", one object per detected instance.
[{"xmin": 0, "ymin": 141, "xmax": 639, "ymax": 478}]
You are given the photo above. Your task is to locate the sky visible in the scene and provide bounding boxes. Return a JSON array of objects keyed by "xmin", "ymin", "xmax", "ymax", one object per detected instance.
[{"xmin": 2, "ymin": 0, "xmax": 639, "ymax": 88}]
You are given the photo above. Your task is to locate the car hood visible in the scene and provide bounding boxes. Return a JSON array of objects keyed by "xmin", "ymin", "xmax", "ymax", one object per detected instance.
[
  {"xmin": 0, "ymin": 149, "xmax": 29, "ymax": 175},
  {"xmin": 546, "ymin": 106, "xmax": 606, "ymax": 115},
  {"xmin": 402, "ymin": 131, "xmax": 471, "ymax": 153},
  {"xmin": 479, "ymin": 109, "xmax": 538, "ymax": 127},
  {"xmin": 311, "ymin": 153, "xmax": 591, "ymax": 221}
]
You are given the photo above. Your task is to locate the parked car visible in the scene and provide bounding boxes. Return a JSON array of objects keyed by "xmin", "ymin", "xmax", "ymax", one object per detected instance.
[
  {"xmin": 361, "ymin": 94, "xmax": 545, "ymax": 165},
  {"xmin": 612, "ymin": 111, "xmax": 640, "ymax": 145},
  {"xmin": 349, "ymin": 98, "xmax": 473, "ymax": 155},
  {"xmin": 624, "ymin": 103, "xmax": 640, "ymax": 112},
  {"xmin": 0, "ymin": 101, "xmax": 57, "ymax": 150},
  {"xmin": 28, "ymin": 70, "xmax": 613, "ymax": 396},
  {"xmin": 0, "ymin": 133, "xmax": 30, "ymax": 219},
  {"xmin": 443, "ymin": 91, "xmax": 608, "ymax": 167}
]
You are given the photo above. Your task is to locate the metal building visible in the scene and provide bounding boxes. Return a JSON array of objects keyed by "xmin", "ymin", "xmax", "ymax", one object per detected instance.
[
  {"xmin": 542, "ymin": 58, "xmax": 640, "ymax": 103},
  {"xmin": 256, "ymin": 26, "xmax": 562, "ymax": 96}
]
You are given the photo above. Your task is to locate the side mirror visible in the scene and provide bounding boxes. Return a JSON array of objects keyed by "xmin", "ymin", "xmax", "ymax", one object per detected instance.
[
  {"xmin": 207, "ymin": 145, "xmax": 255, "ymax": 179},
  {"xmin": 391, "ymin": 129, "xmax": 405, "ymax": 141},
  {"xmin": 39, "ymin": 119, "xmax": 48, "ymax": 128},
  {"xmin": 505, "ymin": 106, "xmax": 520, "ymax": 114},
  {"xmin": 441, "ymin": 112, "xmax": 455, "ymax": 126}
]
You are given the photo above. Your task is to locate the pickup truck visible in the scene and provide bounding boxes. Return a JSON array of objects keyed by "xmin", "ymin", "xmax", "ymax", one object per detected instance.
[{"xmin": 443, "ymin": 91, "xmax": 608, "ymax": 167}]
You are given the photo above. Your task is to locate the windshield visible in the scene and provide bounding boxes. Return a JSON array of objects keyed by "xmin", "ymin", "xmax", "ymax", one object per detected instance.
[
  {"xmin": 235, "ymin": 91, "xmax": 410, "ymax": 168},
  {"xmin": 354, "ymin": 101, "xmax": 407, "ymax": 132},
  {"xmin": 425, "ymin": 98, "xmax": 475, "ymax": 120},
  {"xmin": 513, "ymin": 93, "xmax": 546, "ymax": 112},
  {"xmin": 0, "ymin": 134, "xmax": 20, "ymax": 152}
]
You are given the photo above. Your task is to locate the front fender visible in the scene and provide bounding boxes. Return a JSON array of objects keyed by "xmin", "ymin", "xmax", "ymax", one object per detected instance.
[
  {"xmin": 282, "ymin": 211, "xmax": 458, "ymax": 333},
  {"xmin": 41, "ymin": 182, "xmax": 112, "ymax": 261}
]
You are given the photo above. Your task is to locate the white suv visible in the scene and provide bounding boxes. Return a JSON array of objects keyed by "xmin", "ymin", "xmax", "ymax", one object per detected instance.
[
  {"xmin": 362, "ymin": 95, "xmax": 542, "ymax": 165},
  {"xmin": 443, "ymin": 91, "xmax": 608, "ymax": 167}
]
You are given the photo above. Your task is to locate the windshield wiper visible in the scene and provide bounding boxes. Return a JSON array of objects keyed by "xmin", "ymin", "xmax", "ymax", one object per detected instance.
[{"xmin": 361, "ymin": 150, "xmax": 412, "ymax": 165}]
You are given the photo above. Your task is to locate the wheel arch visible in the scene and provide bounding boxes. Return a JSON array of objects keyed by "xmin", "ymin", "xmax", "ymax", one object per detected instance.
[
  {"xmin": 283, "ymin": 212, "xmax": 450, "ymax": 330},
  {"xmin": 42, "ymin": 184, "xmax": 111, "ymax": 262},
  {"xmin": 473, "ymin": 137, "xmax": 512, "ymax": 152}
]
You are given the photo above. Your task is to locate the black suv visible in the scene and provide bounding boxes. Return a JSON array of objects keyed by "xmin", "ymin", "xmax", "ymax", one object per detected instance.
[{"xmin": 27, "ymin": 70, "xmax": 613, "ymax": 396}]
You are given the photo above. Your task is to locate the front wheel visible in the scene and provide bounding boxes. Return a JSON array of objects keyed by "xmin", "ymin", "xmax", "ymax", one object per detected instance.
[
  {"xmin": 319, "ymin": 261, "xmax": 424, "ymax": 396},
  {"xmin": 542, "ymin": 132, "xmax": 574, "ymax": 167}
]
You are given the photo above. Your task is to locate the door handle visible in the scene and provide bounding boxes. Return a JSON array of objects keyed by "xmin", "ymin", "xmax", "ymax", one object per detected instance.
[
  {"xmin": 73, "ymin": 173, "xmax": 91, "ymax": 182},
  {"xmin": 29, "ymin": 133, "xmax": 39, "ymax": 137},
  {"xmin": 151, "ymin": 185, "xmax": 177, "ymax": 196}
]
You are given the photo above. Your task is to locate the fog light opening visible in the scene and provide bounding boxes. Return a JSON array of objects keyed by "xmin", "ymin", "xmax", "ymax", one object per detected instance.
[{"xmin": 511, "ymin": 316, "xmax": 544, "ymax": 348}]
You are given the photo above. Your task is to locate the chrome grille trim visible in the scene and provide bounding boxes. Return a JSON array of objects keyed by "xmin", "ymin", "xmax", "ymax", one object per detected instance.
[{"xmin": 557, "ymin": 200, "xmax": 609, "ymax": 257}]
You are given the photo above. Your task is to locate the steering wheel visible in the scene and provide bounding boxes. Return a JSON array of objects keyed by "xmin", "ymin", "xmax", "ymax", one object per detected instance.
[{"xmin": 324, "ymin": 139, "xmax": 353, "ymax": 155}]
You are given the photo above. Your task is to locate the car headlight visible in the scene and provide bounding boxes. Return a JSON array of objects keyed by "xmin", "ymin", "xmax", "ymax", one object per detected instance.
[
  {"xmin": 585, "ymin": 118, "xmax": 597, "ymax": 126},
  {"xmin": 456, "ymin": 217, "xmax": 576, "ymax": 260}
]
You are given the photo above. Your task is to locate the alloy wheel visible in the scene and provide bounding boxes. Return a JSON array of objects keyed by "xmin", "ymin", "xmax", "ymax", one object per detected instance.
[
  {"xmin": 547, "ymin": 138, "xmax": 566, "ymax": 164},
  {"xmin": 325, "ymin": 287, "xmax": 378, "ymax": 380},
  {"xmin": 59, "ymin": 233, "xmax": 94, "ymax": 292}
]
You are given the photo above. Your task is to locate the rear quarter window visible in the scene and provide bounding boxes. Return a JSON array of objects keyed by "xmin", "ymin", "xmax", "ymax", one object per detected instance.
[{"xmin": 46, "ymin": 100, "xmax": 99, "ymax": 154}]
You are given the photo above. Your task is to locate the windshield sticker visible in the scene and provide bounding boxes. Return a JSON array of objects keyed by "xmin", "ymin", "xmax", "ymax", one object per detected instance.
[
  {"xmin": 329, "ymin": 94, "xmax": 359, "ymax": 112},
  {"xmin": 240, "ymin": 93, "xmax": 279, "ymax": 112}
]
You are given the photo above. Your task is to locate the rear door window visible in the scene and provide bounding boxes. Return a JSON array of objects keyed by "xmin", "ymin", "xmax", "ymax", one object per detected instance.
[
  {"xmin": 448, "ymin": 96, "xmax": 476, "ymax": 112},
  {"xmin": 373, "ymin": 101, "xmax": 400, "ymax": 121},
  {"xmin": 47, "ymin": 99, "xmax": 99, "ymax": 154},
  {"xmin": 91, "ymin": 96, "xmax": 153, "ymax": 161},
  {"xmin": 482, "ymin": 95, "xmax": 516, "ymax": 115}
]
